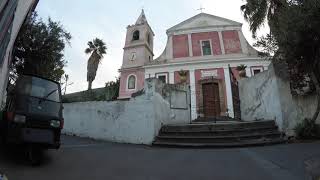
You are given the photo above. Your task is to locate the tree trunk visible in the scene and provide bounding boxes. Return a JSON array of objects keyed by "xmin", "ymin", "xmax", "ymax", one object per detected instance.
[
  {"xmin": 88, "ymin": 81, "xmax": 92, "ymax": 90},
  {"xmin": 311, "ymin": 71, "xmax": 320, "ymax": 122},
  {"xmin": 87, "ymin": 51, "xmax": 100, "ymax": 90}
]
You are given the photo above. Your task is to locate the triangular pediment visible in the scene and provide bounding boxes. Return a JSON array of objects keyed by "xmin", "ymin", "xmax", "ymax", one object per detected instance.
[{"xmin": 167, "ymin": 13, "xmax": 242, "ymax": 32}]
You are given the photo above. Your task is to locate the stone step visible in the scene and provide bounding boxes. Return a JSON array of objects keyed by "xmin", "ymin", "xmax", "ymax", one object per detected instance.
[
  {"xmin": 193, "ymin": 116, "xmax": 237, "ymax": 122},
  {"xmin": 161, "ymin": 120, "xmax": 276, "ymax": 133},
  {"xmin": 160, "ymin": 127, "xmax": 278, "ymax": 136},
  {"xmin": 158, "ymin": 131, "xmax": 281, "ymax": 140},
  {"xmin": 153, "ymin": 138, "xmax": 286, "ymax": 148},
  {"xmin": 156, "ymin": 132, "xmax": 282, "ymax": 144},
  {"xmin": 153, "ymin": 120, "xmax": 285, "ymax": 148}
]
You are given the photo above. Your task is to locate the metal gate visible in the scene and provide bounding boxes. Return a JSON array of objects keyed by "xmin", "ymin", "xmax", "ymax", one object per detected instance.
[{"xmin": 229, "ymin": 66, "xmax": 241, "ymax": 120}]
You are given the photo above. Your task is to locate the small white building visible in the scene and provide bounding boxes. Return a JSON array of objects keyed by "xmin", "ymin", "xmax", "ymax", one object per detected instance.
[
  {"xmin": 119, "ymin": 11, "xmax": 270, "ymax": 120},
  {"xmin": 0, "ymin": 0, "xmax": 39, "ymax": 107}
]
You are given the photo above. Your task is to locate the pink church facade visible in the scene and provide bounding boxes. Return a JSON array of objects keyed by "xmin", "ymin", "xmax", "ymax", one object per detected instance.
[{"xmin": 119, "ymin": 11, "xmax": 270, "ymax": 120}]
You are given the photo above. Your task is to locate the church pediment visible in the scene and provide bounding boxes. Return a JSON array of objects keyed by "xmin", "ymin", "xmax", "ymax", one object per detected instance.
[{"xmin": 167, "ymin": 13, "xmax": 242, "ymax": 33}]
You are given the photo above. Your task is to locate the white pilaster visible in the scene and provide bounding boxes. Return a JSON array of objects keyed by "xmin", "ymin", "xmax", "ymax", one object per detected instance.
[
  {"xmin": 245, "ymin": 67, "xmax": 252, "ymax": 77},
  {"xmin": 223, "ymin": 67, "xmax": 234, "ymax": 118},
  {"xmin": 218, "ymin": 31, "xmax": 225, "ymax": 54},
  {"xmin": 238, "ymin": 30, "xmax": 249, "ymax": 54},
  {"xmin": 169, "ymin": 71, "xmax": 175, "ymax": 84},
  {"xmin": 187, "ymin": 34, "xmax": 193, "ymax": 57},
  {"xmin": 166, "ymin": 36, "xmax": 173, "ymax": 59},
  {"xmin": 189, "ymin": 69, "xmax": 197, "ymax": 120}
]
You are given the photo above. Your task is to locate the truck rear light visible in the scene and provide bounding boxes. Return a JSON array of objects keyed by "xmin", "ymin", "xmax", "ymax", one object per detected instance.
[
  {"xmin": 6, "ymin": 112, "xmax": 14, "ymax": 121},
  {"xmin": 13, "ymin": 114, "xmax": 26, "ymax": 123}
]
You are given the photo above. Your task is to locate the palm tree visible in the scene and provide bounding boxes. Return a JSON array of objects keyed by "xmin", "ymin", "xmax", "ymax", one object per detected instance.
[
  {"xmin": 240, "ymin": 0, "xmax": 287, "ymax": 38},
  {"xmin": 85, "ymin": 38, "xmax": 107, "ymax": 90},
  {"xmin": 241, "ymin": 0, "xmax": 320, "ymax": 123}
]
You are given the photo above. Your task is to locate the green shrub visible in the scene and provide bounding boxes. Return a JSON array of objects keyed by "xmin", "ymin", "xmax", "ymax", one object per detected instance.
[
  {"xmin": 294, "ymin": 119, "xmax": 320, "ymax": 139},
  {"xmin": 236, "ymin": 64, "xmax": 247, "ymax": 71}
]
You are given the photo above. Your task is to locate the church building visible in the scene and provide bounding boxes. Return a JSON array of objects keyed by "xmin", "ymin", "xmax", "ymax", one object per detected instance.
[{"xmin": 118, "ymin": 10, "xmax": 270, "ymax": 120}]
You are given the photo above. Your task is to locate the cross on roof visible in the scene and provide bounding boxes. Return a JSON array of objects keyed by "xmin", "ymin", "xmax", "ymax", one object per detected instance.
[{"xmin": 197, "ymin": 5, "xmax": 205, "ymax": 13}]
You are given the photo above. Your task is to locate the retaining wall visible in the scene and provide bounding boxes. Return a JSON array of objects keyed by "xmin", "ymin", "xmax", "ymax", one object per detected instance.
[
  {"xmin": 239, "ymin": 63, "xmax": 320, "ymax": 136},
  {"xmin": 63, "ymin": 78, "xmax": 190, "ymax": 144}
]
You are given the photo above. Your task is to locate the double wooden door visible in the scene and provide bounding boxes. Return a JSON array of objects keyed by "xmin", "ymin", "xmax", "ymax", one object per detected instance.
[{"xmin": 202, "ymin": 83, "xmax": 221, "ymax": 117}]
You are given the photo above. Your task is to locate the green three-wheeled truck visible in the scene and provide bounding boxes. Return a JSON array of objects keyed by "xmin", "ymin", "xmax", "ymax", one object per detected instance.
[{"xmin": 0, "ymin": 75, "xmax": 63, "ymax": 165}]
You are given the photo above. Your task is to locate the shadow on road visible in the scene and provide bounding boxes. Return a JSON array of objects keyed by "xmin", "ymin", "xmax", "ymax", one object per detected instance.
[{"xmin": 0, "ymin": 143, "xmax": 54, "ymax": 167}]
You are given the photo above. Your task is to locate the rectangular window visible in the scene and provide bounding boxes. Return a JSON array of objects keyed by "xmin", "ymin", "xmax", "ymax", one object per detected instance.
[
  {"xmin": 158, "ymin": 75, "xmax": 166, "ymax": 83},
  {"xmin": 156, "ymin": 73, "xmax": 168, "ymax": 84},
  {"xmin": 251, "ymin": 66, "xmax": 264, "ymax": 76},
  {"xmin": 201, "ymin": 40, "xmax": 212, "ymax": 56},
  {"xmin": 253, "ymin": 69, "xmax": 261, "ymax": 75}
]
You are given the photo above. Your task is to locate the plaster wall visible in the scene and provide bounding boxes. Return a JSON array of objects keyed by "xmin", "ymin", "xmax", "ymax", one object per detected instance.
[
  {"xmin": 122, "ymin": 46, "xmax": 152, "ymax": 69},
  {"xmin": 239, "ymin": 63, "xmax": 320, "ymax": 135},
  {"xmin": 191, "ymin": 32, "xmax": 222, "ymax": 56},
  {"xmin": 119, "ymin": 68, "xmax": 145, "ymax": 99},
  {"xmin": 63, "ymin": 78, "xmax": 190, "ymax": 144},
  {"xmin": 222, "ymin": 30, "xmax": 242, "ymax": 54},
  {"xmin": 172, "ymin": 34, "xmax": 189, "ymax": 58},
  {"xmin": 275, "ymin": 73, "xmax": 320, "ymax": 135}
]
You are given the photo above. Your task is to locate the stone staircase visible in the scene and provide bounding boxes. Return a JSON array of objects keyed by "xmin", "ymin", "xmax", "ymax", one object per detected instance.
[{"xmin": 153, "ymin": 120, "xmax": 286, "ymax": 147}]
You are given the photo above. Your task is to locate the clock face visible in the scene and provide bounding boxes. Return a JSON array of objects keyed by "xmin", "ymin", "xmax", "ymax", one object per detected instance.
[{"xmin": 130, "ymin": 52, "xmax": 137, "ymax": 61}]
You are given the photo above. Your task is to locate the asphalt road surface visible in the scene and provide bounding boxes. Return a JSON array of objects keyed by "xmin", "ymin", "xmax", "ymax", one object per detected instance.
[{"xmin": 0, "ymin": 135, "xmax": 319, "ymax": 180}]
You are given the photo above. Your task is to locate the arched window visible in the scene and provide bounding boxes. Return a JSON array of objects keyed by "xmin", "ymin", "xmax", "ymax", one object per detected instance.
[
  {"xmin": 132, "ymin": 30, "xmax": 140, "ymax": 41},
  {"xmin": 127, "ymin": 75, "xmax": 136, "ymax": 89}
]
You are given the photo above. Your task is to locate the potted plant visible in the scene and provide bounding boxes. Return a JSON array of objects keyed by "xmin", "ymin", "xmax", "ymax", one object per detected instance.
[
  {"xmin": 236, "ymin": 64, "xmax": 247, "ymax": 78},
  {"xmin": 178, "ymin": 70, "xmax": 188, "ymax": 83}
]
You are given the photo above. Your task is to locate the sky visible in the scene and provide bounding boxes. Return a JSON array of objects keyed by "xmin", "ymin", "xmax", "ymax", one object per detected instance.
[{"xmin": 36, "ymin": 0, "xmax": 268, "ymax": 93}]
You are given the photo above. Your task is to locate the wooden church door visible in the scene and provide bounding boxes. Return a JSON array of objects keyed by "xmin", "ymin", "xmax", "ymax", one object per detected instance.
[{"xmin": 202, "ymin": 83, "xmax": 221, "ymax": 117}]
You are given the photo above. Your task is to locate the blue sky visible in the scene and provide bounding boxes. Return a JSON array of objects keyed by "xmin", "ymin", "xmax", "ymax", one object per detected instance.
[{"xmin": 36, "ymin": 0, "xmax": 267, "ymax": 93}]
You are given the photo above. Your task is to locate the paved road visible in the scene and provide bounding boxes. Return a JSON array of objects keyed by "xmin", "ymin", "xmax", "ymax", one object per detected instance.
[{"xmin": 0, "ymin": 135, "xmax": 319, "ymax": 180}]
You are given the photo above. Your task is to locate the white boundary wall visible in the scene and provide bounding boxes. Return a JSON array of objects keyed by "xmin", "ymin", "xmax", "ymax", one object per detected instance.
[
  {"xmin": 63, "ymin": 78, "xmax": 190, "ymax": 144},
  {"xmin": 239, "ymin": 63, "xmax": 320, "ymax": 136}
]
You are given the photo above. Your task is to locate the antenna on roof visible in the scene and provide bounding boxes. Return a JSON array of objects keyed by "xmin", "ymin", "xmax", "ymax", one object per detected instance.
[{"xmin": 197, "ymin": 5, "xmax": 205, "ymax": 13}]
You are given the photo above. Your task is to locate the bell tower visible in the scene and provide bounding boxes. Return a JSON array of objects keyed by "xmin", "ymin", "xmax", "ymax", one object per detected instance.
[{"xmin": 118, "ymin": 10, "xmax": 155, "ymax": 99}]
